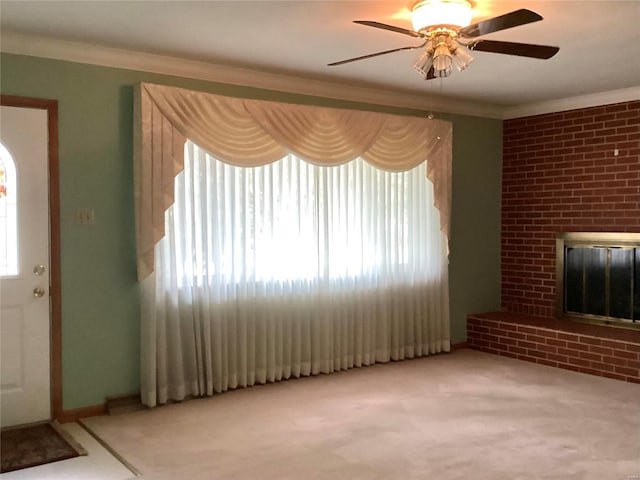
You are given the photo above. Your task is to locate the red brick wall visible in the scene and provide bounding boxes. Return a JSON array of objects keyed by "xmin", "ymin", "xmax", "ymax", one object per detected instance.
[
  {"xmin": 502, "ymin": 101, "xmax": 640, "ymax": 317},
  {"xmin": 467, "ymin": 313, "xmax": 640, "ymax": 383}
]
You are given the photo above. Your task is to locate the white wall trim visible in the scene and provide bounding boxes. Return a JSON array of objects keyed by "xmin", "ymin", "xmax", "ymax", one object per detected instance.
[
  {"xmin": 501, "ymin": 87, "xmax": 640, "ymax": 119},
  {"xmin": 0, "ymin": 31, "xmax": 503, "ymax": 119},
  {"xmin": 2, "ymin": 31, "xmax": 637, "ymax": 120}
]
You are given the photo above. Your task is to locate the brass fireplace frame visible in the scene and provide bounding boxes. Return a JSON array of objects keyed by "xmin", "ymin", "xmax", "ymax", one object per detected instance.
[{"xmin": 555, "ymin": 232, "xmax": 640, "ymax": 330}]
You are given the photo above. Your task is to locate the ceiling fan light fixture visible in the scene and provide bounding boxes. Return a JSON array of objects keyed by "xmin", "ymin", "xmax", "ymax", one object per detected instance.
[
  {"xmin": 432, "ymin": 43, "xmax": 453, "ymax": 77},
  {"xmin": 412, "ymin": 42, "xmax": 434, "ymax": 75},
  {"xmin": 451, "ymin": 44, "xmax": 474, "ymax": 71},
  {"xmin": 411, "ymin": 0, "xmax": 473, "ymax": 32},
  {"xmin": 330, "ymin": 7, "xmax": 559, "ymax": 81}
]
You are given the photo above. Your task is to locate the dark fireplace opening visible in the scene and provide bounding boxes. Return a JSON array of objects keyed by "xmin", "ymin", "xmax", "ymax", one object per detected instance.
[{"xmin": 556, "ymin": 233, "xmax": 640, "ymax": 330}]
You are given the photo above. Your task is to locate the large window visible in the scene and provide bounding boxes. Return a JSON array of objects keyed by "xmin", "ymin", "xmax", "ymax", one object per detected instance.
[
  {"xmin": 137, "ymin": 84, "xmax": 452, "ymax": 407},
  {"xmin": 157, "ymin": 141, "xmax": 443, "ymax": 292}
]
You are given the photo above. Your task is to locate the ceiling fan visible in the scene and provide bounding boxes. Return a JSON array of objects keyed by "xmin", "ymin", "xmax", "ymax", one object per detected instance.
[{"xmin": 328, "ymin": 0, "xmax": 560, "ymax": 79}]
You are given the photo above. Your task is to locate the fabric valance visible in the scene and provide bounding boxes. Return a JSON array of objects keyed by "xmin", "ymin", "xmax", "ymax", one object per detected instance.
[{"xmin": 134, "ymin": 82, "xmax": 453, "ymax": 281}]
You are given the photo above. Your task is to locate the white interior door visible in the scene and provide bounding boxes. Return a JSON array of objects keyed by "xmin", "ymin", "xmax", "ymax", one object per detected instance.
[{"xmin": 0, "ymin": 105, "xmax": 51, "ymax": 427}]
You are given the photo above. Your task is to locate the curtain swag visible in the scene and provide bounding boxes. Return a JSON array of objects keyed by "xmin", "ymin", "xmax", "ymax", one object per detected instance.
[{"xmin": 134, "ymin": 82, "xmax": 453, "ymax": 281}]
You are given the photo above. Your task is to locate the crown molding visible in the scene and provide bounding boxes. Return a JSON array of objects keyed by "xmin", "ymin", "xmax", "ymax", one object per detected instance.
[
  {"xmin": 0, "ymin": 31, "xmax": 504, "ymax": 119},
  {"xmin": 501, "ymin": 86, "xmax": 640, "ymax": 119}
]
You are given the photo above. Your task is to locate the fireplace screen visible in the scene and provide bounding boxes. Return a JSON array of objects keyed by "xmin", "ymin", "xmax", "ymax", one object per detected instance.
[{"xmin": 556, "ymin": 233, "xmax": 640, "ymax": 329}]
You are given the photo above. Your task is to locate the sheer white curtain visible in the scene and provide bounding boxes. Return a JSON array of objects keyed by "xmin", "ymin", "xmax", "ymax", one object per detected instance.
[{"xmin": 141, "ymin": 140, "xmax": 449, "ymax": 406}]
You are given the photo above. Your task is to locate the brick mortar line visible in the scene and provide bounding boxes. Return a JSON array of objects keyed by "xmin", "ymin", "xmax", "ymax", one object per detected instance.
[
  {"xmin": 473, "ymin": 336, "xmax": 636, "ymax": 360},
  {"xmin": 469, "ymin": 342, "xmax": 639, "ymax": 371},
  {"xmin": 468, "ymin": 317, "xmax": 640, "ymax": 347},
  {"xmin": 469, "ymin": 336, "xmax": 639, "ymax": 363},
  {"xmin": 468, "ymin": 344, "xmax": 640, "ymax": 380}
]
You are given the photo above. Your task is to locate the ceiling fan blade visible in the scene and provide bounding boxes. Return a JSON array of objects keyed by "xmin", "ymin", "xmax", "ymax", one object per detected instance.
[
  {"xmin": 328, "ymin": 43, "xmax": 426, "ymax": 66},
  {"xmin": 468, "ymin": 40, "xmax": 559, "ymax": 59},
  {"xmin": 459, "ymin": 9, "xmax": 542, "ymax": 38},
  {"xmin": 353, "ymin": 20, "xmax": 422, "ymax": 38}
]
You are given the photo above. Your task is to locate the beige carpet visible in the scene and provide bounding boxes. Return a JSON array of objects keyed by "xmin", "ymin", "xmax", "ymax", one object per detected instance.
[{"xmin": 83, "ymin": 349, "xmax": 640, "ymax": 480}]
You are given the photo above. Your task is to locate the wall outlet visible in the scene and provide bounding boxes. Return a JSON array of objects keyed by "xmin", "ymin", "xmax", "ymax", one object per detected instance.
[{"xmin": 75, "ymin": 208, "xmax": 95, "ymax": 226}]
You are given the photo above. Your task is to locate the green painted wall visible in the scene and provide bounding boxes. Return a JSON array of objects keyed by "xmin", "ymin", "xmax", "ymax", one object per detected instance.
[
  {"xmin": 1, "ymin": 53, "xmax": 501, "ymax": 409},
  {"xmin": 445, "ymin": 114, "xmax": 502, "ymax": 342}
]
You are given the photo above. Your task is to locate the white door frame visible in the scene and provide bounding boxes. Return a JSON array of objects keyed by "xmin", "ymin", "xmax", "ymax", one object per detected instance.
[{"xmin": 1, "ymin": 95, "xmax": 62, "ymax": 422}]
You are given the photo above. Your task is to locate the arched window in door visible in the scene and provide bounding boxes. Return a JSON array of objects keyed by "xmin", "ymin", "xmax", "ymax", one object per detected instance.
[{"xmin": 0, "ymin": 142, "xmax": 18, "ymax": 276}]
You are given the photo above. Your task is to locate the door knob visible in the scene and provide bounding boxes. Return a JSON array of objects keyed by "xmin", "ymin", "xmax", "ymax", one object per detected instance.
[
  {"xmin": 33, "ymin": 287, "xmax": 46, "ymax": 298},
  {"xmin": 33, "ymin": 264, "xmax": 46, "ymax": 276}
]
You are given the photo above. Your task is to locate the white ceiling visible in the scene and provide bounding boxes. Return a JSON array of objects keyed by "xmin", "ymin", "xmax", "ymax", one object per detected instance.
[{"xmin": 1, "ymin": 1, "xmax": 639, "ymax": 116}]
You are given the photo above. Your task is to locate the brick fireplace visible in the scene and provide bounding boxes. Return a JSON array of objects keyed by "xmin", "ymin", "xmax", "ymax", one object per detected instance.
[
  {"xmin": 502, "ymin": 100, "xmax": 640, "ymax": 317},
  {"xmin": 467, "ymin": 100, "xmax": 640, "ymax": 382}
]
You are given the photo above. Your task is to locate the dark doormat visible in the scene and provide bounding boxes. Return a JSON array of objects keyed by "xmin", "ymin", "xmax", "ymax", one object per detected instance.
[{"xmin": 1, "ymin": 422, "xmax": 87, "ymax": 473}]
